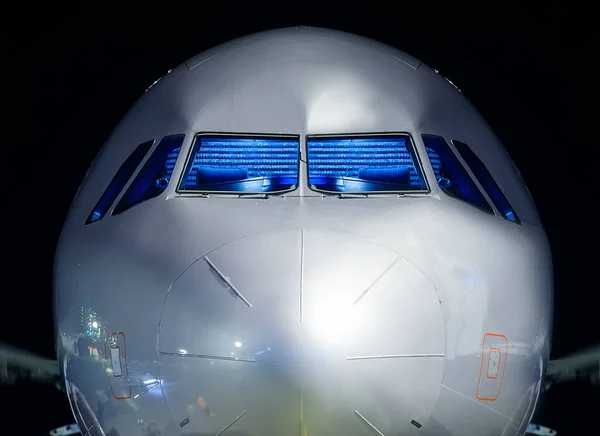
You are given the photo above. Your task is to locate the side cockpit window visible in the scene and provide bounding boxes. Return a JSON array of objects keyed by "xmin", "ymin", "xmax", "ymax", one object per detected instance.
[
  {"xmin": 178, "ymin": 134, "xmax": 300, "ymax": 194},
  {"xmin": 86, "ymin": 140, "xmax": 154, "ymax": 224},
  {"xmin": 306, "ymin": 134, "xmax": 428, "ymax": 194},
  {"xmin": 113, "ymin": 134, "xmax": 185, "ymax": 215},
  {"xmin": 452, "ymin": 140, "xmax": 520, "ymax": 224},
  {"xmin": 422, "ymin": 135, "xmax": 493, "ymax": 214}
]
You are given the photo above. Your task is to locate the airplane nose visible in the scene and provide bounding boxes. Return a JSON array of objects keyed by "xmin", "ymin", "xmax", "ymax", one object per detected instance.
[{"xmin": 159, "ymin": 229, "xmax": 445, "ymax": 435}]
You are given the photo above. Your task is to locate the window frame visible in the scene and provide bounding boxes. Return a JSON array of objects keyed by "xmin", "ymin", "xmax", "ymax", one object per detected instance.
[
  {"xmin": 451, "ymin": 139, "xmax": 521, "ymax": 225},
  {"xmin": 305, "ymin": 132, "xmax": 431, "ymax": 195},
  {"xmin": 112, "ymin": 134, "xmax": 186, "ymax": 216},
  {"xmin": 85, "ymin": 139, "xmax": 155, "ymax": 225},
  {"xmin": 176, "ymin": 132, "xmax": 302, "ymax": 196},
  {"xmin": 421, "ymin": 134, "xmax": 495, "ymax": 215}
]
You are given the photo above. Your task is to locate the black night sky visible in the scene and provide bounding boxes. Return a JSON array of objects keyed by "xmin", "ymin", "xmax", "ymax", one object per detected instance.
[{"xmin": 1, "ymin": 5, "xmax": 596, "ymax": 435}]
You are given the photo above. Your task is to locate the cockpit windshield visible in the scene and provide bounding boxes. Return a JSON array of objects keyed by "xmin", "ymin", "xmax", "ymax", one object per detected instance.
[
  {"xmin": 178, "ymin": 134, "xmax": 300, "ymax": 194},
  {"xmin": 306, "ymin": 134, "xmax": 428, "ymax": 194}
]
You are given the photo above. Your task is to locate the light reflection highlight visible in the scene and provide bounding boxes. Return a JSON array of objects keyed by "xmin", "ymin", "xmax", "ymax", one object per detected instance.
[{"xmin": 309, "ymin": 299, "xmax": 364, "ymax": 344}]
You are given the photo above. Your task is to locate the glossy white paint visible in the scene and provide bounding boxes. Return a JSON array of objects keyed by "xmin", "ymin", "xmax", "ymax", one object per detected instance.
[{"xmin": 53, "ymin": 27, "xmax": 553, "ymax": 435}]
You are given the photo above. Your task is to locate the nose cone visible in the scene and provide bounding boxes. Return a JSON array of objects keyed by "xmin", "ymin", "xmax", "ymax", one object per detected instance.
[{"xmin": 159, "ymin": 229, "xmax": 445, "ymax": 435}]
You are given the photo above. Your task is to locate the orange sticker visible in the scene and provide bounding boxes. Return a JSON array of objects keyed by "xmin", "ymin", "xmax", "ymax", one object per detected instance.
[{"xmin": 476, "ymin": 333, "xmax": 508, "ymax": 401}]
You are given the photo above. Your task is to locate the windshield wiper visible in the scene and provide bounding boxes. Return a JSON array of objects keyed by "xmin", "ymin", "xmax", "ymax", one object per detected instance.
[
  {"xmin": 337, "ymin": 193, "xmax": 370, "ymax": 199},
  {"xmin": 237, "ymin": 193, "xmax": 271, "ymax": 199}
]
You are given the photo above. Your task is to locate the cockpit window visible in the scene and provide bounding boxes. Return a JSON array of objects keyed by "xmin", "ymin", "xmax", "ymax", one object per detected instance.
[
  {"xmin": 86, "ymin": 139, "xmax": 154, "ymax": 224},
  {"xmin": 306, "ymin": 134, "xmax": 428, "ymax": 194},
  {"xmin": 422, "ymin": 135, "xmax": 494, "ymax": 214},
  {"xmin": 113, "ymin": 135, "xmax": 185, "ymax": 215},
  {"xmin": 452, "ymin": 140, "xmax": 520, "ymax": 224},
  {"xmin": 178, "ymin": 134, "xmax": 300, "ymax": 194}
]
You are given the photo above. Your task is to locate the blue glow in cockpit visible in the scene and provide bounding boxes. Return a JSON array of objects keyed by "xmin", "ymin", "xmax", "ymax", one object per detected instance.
[
  {"xmin": 179, "ymin": 136, "xmax": 299, "ymax": 194},
  {"xmin": 307, "ymin": 135, "xmax": 427, "ymax": 193}
]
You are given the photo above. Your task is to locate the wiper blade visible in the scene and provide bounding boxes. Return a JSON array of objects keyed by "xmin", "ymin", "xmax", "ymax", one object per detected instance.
[
  {"xmin": 337, "ymin": 193, "xmax": 369, "ymax": 199},
  {"xmin": 237, "ymin": 193, "xmax": 270, "ymax": 199}
]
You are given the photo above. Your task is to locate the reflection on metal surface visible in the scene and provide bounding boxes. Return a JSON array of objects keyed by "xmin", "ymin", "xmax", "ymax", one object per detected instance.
[
  {"xmin": 300, "ymin": 229, "xmax": 305, "ymax": 324},
  {"xmin": 299, "ymin": 384, "xmax": 307, "ymax": 436},
  {"xmin": 442, "ymin": 383, "xmax": 514, "ymax": 421},
  {"xmin": 156, "ymin": 229, "xmax": 446, "ymax": 433},
  {"xmin": 204, "ymin": 256, "xmax": 253, "ymax": 308},
  {"xmin": 159, "ymin": 351, "xmax": 256, "ymax": 363},
  {"xmin": 216, "ymin": 409, "xmax": 247, "ymax": 435},
  {"xmin": 347, "ymin": 353, "xmax": 445, "ymax": 360},
  {"xmin": 354, "ymin": 410, "xmax": 385, "ymax": 435},
  {"xmin": 352, "ymin": 256, "xmax": 401, "ymax": 306}
]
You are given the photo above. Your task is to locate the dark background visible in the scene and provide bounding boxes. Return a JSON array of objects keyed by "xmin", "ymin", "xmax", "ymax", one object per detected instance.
[{"xmin": 1, "ymin": 5, "xmax": 596, "ymax": 435}]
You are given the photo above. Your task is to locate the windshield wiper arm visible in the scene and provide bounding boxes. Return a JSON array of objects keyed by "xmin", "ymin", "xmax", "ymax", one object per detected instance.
[
  {"xmin": 337, "ymin": 193, "xmax": 369, "ymax": 199},
  {"xmin": 237, "ymin": 193, "xmax": 270, "ymax": 199}
]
